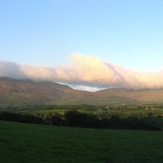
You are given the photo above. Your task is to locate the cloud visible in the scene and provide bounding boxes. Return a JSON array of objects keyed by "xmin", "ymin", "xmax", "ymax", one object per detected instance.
[
  {"xmin": 20, "ymin": 65, "xmax": 55, "ymax": 80},
  {"xmin": 53, "ymin": 54, "xmax": 163, "ymax": 89},
  {"xmin": 54, "ymin": 54, "xmax": 117, "ymax": 85},
  {"xmin": 0, "ymin": 61, "xmax": 26, "ymax": 79},
  {"xmin": 0, "ymin": 54, "xmax": 163, "ymax": 90}
]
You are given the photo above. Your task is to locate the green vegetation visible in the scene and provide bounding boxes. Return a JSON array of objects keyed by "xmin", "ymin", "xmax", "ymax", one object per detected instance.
[
  {"xmin": 1, "ymin": 109, "xmax": 162, "ymax": 130},
  {"xmin": 0, "ymin": 120, "xmax": 163, "ymax": 163},
  {"xmin": 14, "ymin": 104, "xmax": 163, "ymax": 117}
]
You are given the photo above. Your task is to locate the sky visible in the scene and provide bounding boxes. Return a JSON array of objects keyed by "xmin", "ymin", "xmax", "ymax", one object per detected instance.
[{"xmin": 0, "ymin": 0, "xmax": 163, "ymax": 91}]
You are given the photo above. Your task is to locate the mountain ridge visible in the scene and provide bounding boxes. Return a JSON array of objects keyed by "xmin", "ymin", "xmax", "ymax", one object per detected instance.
[{"xmin": 0, "ymin": 77, "xmax": 163, "ymax": 108}]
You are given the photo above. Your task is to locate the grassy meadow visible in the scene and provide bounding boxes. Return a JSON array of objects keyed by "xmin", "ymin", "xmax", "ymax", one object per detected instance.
[
  {"xmin": 0, "ymin": 120, "xmax": 163, "ymax": 163},
  {"xmin": 19, "ymin": 106, "xmax": 163, "ymax": 120}
]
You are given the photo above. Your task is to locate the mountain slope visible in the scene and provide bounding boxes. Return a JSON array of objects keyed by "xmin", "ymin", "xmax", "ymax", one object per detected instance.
[
  {"xmin": 0, "ymin": 77, "xmax": 163, "ymax": 108},
  {"xmin": 0, "ymin": 77, "xmax": 74, "ymax": 107},
  {"xmin": 96, "ymin": 88, "xmax": 163, "ymax": 103}
]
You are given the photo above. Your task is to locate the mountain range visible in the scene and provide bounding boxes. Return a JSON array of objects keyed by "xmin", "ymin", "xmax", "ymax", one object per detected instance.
[{"xmin": 0, "ymin": 77, "xmax": 163, "ymax": 108}]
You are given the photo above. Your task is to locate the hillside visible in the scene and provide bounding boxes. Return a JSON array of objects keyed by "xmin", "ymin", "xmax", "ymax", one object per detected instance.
[
  {"xmin": 0, "ymin": 77, "xmax": 91, "ymax": 108},
  {"xmin": 96, "ymin": 88, "xmax": 163, "ymax": 103},
  {"xmin": 1, "ymin": 77, "xmax": 163, "ymax": 108}
]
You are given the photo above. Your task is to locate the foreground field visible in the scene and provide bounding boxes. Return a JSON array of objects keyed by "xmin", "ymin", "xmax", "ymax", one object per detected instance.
[{"xmin": 0, "ymin": 121, "xmax": 163, "ymax": 162}]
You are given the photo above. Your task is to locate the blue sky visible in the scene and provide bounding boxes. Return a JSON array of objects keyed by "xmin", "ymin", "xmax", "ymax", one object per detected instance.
[
  {"xmin": 0, "ymin": 0, "xmax": 163, "ymax": 71},
  {"xmin": 1, "ymin": 0, "xmax": 163, "ymax": 90}
]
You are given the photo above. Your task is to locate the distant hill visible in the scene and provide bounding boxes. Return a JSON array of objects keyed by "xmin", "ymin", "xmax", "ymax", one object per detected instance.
[{"xmin": 0, "ymin": 77, "xmax": 163, "ymax": 108}]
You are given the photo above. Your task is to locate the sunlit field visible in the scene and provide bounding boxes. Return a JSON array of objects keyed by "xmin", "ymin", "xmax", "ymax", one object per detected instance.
[{"xmin": 19, "ymin": 106, "xmax": 163, "ymax": 118}]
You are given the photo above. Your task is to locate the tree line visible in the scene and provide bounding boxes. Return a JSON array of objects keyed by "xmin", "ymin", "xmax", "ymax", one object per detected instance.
[{"xmin": 0, "ymin": 110, "xmax": 162, "ymax": 130}]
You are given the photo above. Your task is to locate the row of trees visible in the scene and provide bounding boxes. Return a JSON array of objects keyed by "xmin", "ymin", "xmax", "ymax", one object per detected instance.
[
  {"xmin": 47, "ymin": 110, "xmax": 162, "ymax": 130},
  {"xmin": 0, "ymin": 111, "xmax": 44, "ymax": 124},
  {"xmin": 0, "ymin": 110, "xmax": 162, "ymax": 130}
]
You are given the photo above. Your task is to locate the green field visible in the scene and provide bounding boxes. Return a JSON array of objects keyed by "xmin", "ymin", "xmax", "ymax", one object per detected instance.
[
  {"xmin": 0, "ymin": 120, "xmax": 163, "ymax": 162},
  {"xmin": 19, "ymin": 107, "xmax": 163, "ymax": 118}
]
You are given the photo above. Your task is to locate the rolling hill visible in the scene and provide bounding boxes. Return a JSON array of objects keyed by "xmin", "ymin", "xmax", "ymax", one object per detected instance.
[{"xmin": 0, "ymin": 77, "xmax": 163, "ymax": 108}]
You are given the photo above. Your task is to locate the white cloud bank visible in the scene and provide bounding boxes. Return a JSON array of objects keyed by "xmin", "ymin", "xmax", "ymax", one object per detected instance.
[{"xmin": 0, "ymin": 54, "xmax": 163, "ymax": 90}]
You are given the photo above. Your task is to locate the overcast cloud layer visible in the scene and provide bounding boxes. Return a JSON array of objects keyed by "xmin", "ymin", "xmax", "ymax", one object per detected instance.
[{"xmin": 0, "ymin": 54, "xmax": 163, "ymax": 90}]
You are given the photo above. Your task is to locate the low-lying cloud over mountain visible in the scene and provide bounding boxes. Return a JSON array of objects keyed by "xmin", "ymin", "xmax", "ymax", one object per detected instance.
[{"xmin": 1, "ymin": 54, "xmax": 163, "ymax": 90}]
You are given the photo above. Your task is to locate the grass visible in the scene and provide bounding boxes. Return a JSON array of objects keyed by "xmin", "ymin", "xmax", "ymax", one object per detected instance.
[
  {"xmin": 0, "ymin": 120, "xmax": 163, "ymax": 162},
  {"xmin": 18, "ymin": 107, "xmax": 163, "ymax": 118},
  {"xmin": 24, "ymin": 109, "xmax": 67, "ymax": 115}
]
